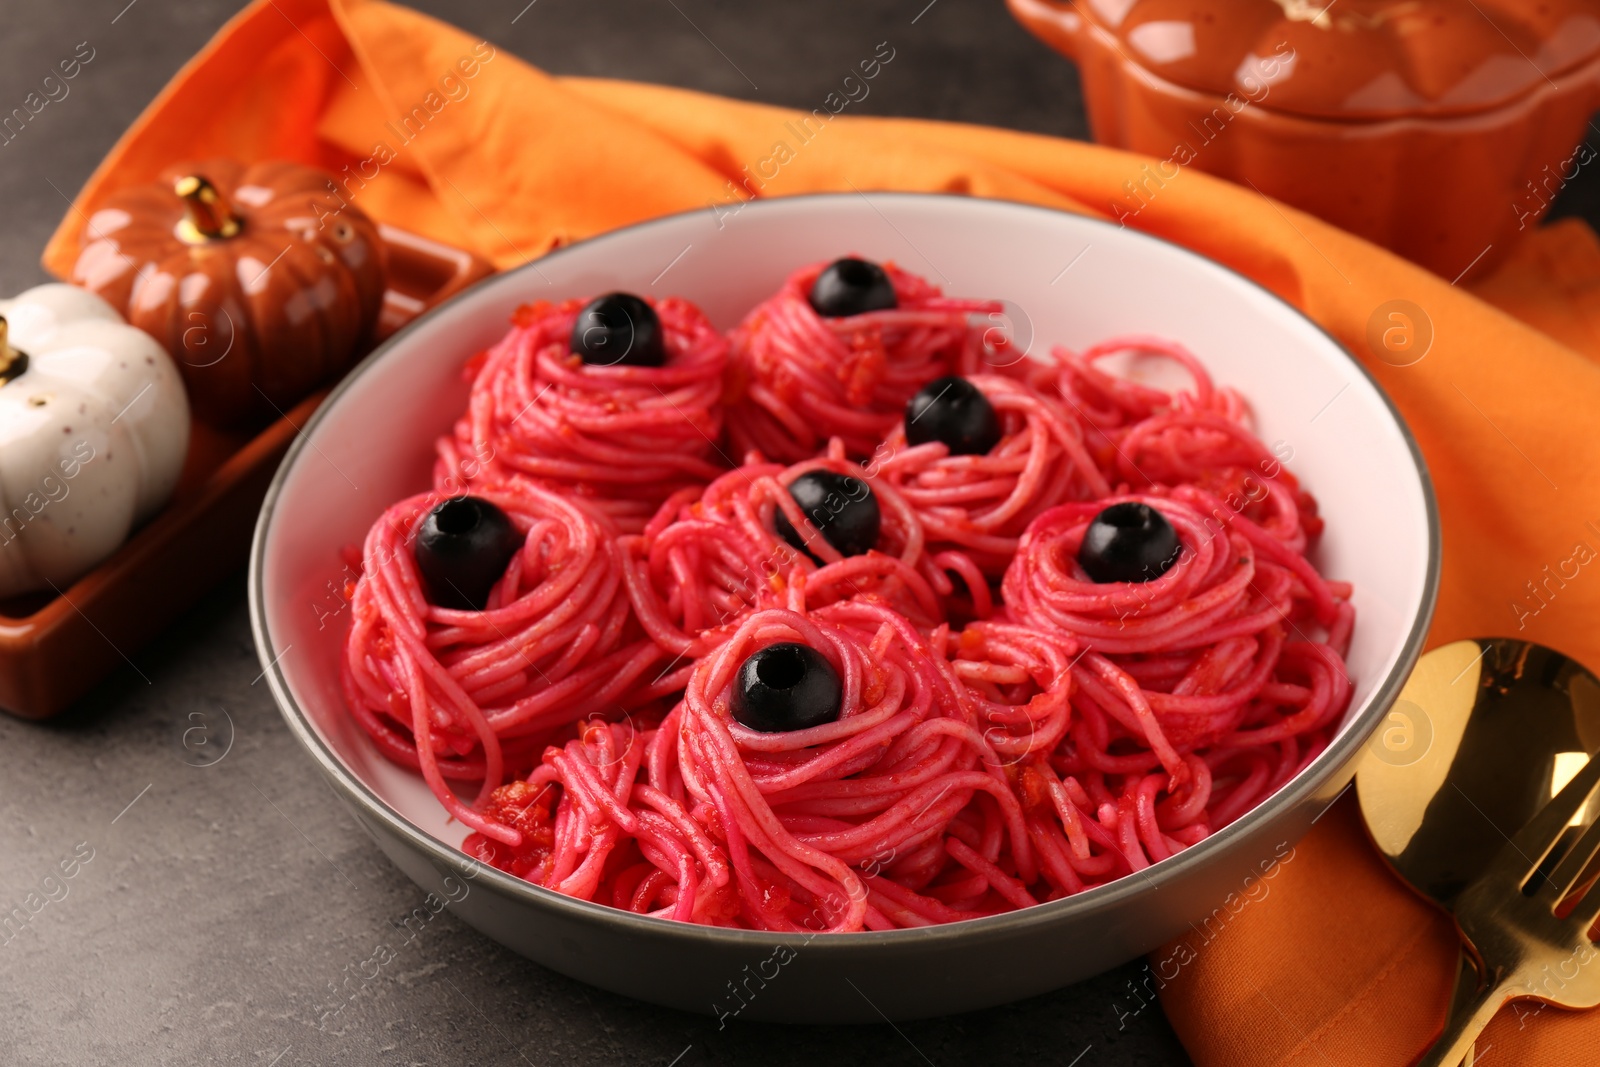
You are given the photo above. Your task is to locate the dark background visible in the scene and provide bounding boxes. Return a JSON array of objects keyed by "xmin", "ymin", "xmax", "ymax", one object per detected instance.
[{"xmin": 2, "ymin": 3, "xmax": 1596, "ymax": 1066}]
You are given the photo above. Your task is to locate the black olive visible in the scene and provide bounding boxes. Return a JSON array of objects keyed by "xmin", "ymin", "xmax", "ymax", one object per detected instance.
[
  {"xmin": 1077, "ymin": 502, "xmax": 1181, "ymax": 584},
  {"xmin": 904, "ymin": 375, "xmax": 1002, "ymax": 456},
  {"xmin": 414, "ymin": 496, "xmax": 523, "ymax": 610},
  {"xmin": 731, "ymin": 642, "xmax": 843, "ymax": 732},
  {"xmin": 808, "ymin": 257, "xmax": 897, "ymax": 318},
  {"xmin": 569, "ymin": 292, "xmax": 665, "ymax": 367},
  {"xmin": 772, "ymin": 470, "xmax": 881, "ymax": 560}
]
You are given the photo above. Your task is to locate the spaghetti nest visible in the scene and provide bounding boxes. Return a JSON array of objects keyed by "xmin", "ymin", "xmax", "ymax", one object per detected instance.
[
  {"xmin": 468, "ymin": 600, "xmax": 1079, "ymax": 930},
  {"xmin": 623, "ymin": 441, "xmax": 946, "ymax": 655},
  {"xmin": 435, "ymin": 296, "xmax": 729, "ymax": 533},
  {"xmin": 341, "ymin": 483, "xmax": 672, "ymax": 845},
  {"xmin": 725, "ymin": 259, "xmax": 1000, "ymax": 463},
  {"xmin": 1002, "ymin": 487, "xmax": 1352, "ymax": 867},
  {"xmin": 875, "ymin": 373, "xmax": 1111, "ymax": 599}
]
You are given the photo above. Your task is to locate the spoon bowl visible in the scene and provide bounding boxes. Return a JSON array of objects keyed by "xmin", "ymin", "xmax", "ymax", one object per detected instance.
[{"xmin": 1358, "ymin": 639, "xmax": 1600, "ymax": 904}]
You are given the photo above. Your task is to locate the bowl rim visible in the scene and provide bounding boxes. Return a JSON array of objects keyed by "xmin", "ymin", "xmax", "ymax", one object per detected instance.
[{"xmin": 249, "ymin": 190, "xmax": 1441, "ymax": 950}]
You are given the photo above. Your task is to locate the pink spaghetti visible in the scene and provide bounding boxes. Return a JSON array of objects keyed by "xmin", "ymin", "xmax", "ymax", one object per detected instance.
[
  {"xmin": 435, "ymin": 297, "xmax": 729, "ymax": 533},
  {"xmin": 725, "ymin": 259, "xmax": 1001, "ymax": 463},
  {"xmin": 623, "ymin": 440, "xmax": 944, "ymax": 653},
  {"xmin": 1001, "ymin": 488, "xmax": 1351, "ymax": 859},
  {"xmin": 466, "ymin": 598, "xmax": 1065, "ymax": 929},
  {"xmin": 339, "ymin": 272, "xmax": 1356, "ymax": 929},
  {"xmin": 875, "ymin": 373, "xmax": 1110, "ymax": 594},
  {"xmin": 1031, "ymin": 334, "xmax": 1325, "ymax": 542},
  {"xmin": 341, "ymin": 483, "xmax": 676, "ymax": 845}
]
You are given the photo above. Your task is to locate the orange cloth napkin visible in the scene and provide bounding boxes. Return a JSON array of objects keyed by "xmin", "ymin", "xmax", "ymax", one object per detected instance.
[{"xmin": 42, "ymin": 1, "xmax": 1600, "ymax": 1062}]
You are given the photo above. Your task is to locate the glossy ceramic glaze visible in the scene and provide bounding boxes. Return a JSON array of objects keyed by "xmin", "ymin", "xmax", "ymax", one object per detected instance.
[
  {"xmin": 71, "ymin": 159, "xmax": 386, "ymax": 427},
  {"xmin": 1009, "ymin": 0, "xmax": 1600, "ymax": 280},
  {"xmin": 251, "ymin": 193, "xmax": 1440, "ymax": 1022}
]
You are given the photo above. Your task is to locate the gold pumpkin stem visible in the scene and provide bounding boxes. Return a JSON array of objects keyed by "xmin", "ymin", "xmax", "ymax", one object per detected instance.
[
  {"xmin": 0, "ymin": 316, "xmax": 28, "ymax": 386},
  {"xmin": 174, "ymin": 175, "xmax": 242, "ymax": 243}
]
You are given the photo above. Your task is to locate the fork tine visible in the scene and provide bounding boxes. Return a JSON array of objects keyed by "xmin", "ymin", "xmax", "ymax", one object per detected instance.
[
  {"xmin": 1505, "ymin": 750, "xmax": 1600, "ymax": 884},
  {"xmin": 1547, "ymin": 811, "xmax": 1600, "ymax": 904}
]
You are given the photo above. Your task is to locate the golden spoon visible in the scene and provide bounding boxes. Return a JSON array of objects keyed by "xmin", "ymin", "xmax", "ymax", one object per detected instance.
[{"xmin": 1356, "ymin": 639, "xmax": 1600, "ymax": 1060}]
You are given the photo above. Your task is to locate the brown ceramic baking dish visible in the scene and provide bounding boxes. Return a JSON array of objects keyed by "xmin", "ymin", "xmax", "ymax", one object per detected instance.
[
  {"xmin": 1009, "ymin": 0, "xmax": 1600, "ymax": 281},
  {"xmin": 0, "ymin": 224, "xmax": 492, "ymax": 719}
]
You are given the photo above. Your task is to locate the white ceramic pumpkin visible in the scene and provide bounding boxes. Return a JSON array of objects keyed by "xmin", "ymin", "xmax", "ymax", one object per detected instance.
[{"xmin": 0, "ymin": 284, "xmax": 189, "ymax": 598}]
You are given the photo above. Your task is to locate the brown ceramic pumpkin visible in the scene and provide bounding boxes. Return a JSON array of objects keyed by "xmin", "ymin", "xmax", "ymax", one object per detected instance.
[{"xmin": 70, "ymin": 159, "xmax": 386, "ymax": 427}]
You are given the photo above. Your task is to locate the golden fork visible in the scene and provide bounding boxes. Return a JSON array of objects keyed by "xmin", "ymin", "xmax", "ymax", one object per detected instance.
[{"xmin": 1418, "ymin": 747, "xmax": 1600, "ymax": 1065}]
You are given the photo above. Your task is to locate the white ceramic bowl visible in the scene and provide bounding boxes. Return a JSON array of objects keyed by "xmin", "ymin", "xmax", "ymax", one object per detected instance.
[{"xmin": 251, "ymin": 193, "xmax": 1439, "ymax": 1023}]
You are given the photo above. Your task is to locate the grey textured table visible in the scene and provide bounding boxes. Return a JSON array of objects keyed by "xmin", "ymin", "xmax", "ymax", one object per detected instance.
[{"xmin": 4, "ymin": 4, "xmax": 1598, "ymax": 1066}]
